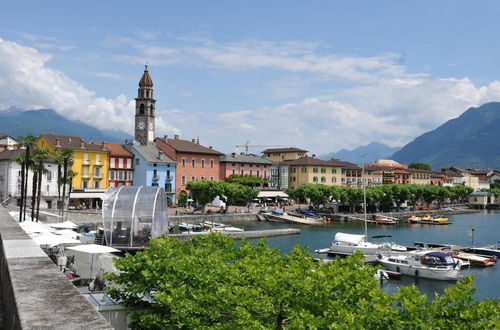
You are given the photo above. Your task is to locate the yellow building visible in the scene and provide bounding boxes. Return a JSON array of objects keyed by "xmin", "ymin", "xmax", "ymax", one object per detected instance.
[
  {"xmin": 262, "ymin": 147, "xmax": 308, "ymax": 163},
  {"xmin": 38, "ymin": 133, "xmax": 110, "ymax": 190},
  {"xmin": 287, "ymin": 156, "xmax": 357, "ymax": 188},
  {"xmin": 408, "ymin": 168, "xmax": 431, "ymax": 185}
]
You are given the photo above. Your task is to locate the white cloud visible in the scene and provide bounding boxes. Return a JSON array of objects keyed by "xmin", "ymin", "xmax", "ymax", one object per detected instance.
[
  {"xmin": 0, "ymin": 38, "xmax": 140, "ymax": 135},
  {"xmin": 94, "ymin": 72, "xmax": 122, "ymax": 79}
]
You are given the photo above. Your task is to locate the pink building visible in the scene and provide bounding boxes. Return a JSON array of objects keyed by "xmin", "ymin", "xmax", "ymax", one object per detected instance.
[
  {"xmin": 104, "ymin": 143, "xmax": 134, "ymax": 187},
  {"xmin": 219, "ymin": 153, "xmax": 274, "ymax": 180}
]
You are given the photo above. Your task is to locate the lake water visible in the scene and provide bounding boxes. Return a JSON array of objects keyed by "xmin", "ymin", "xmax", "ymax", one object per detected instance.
[{"xmin": 241, "ymin": 210, "xmax": 500, "ymax": 300}]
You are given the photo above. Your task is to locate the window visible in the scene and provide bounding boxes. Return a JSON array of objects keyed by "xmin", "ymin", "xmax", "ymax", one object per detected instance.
[
  {"xmin": 46, "ymin": 172, "xmax": 52, "ymax": 182},
  {"xmin": 94, "ymin": 181, "xmax": 100, "ymax": 189},
  {"xmin": 290, "ymin": 168, "xmax": 296, "ymax": 173},
  {"xmin": 313, "ymin": 168, "xmax": 318, "ymax": 173},
  {"xmin": 182, "ymin": 158, "xmax": 186, "ymax": 167},
  {"xmin": 264, "ymin": 171, "xmax": 267, "ymax": 179},
  {"xmin": 139, "ymin": 103, "xmax": 145, "ymax": 114},
  {"xmin": 232, "ymin": 169, "xmax": 235, "ymax": 174},
  {"xmin": 82, "ymin": 180, "xmax": 88, "ymax": 189},
  {"xmin": 82, "ymin": 166, "xmax": 88, "ymax": 178},
  {"xmin": 250, "ymin": 170, "xmax": 253, "ymax": 176},
  {"xmin": 83, "ymin": 153, "xmax": 88, "ymax": 161},
  {"xmin": 321, "ymin": 177, "xmax": 326, "ymax": 183},
  {"xmin": 109, "ymin": 170, "xmax": 115, "ymax": 180},
  {"xmin": 257, "ymin": 170, "xmax": 260, "ymax": 177},
  {"xmin": 46, "ymin": 185, "xmax": 49, "ymax": 193},
  {"xmin": 94, "ymin": 167, "xmax": 101, "ymax": 178},
  {"xmin": 210, "ymin": 159, "xmax": 215, "ymax": 168},
  {"xmin": 191, "ymin": 158, "xmax": 195, "ymax": 167},
  {"xmin": 201, "ymin": 176, "xmax": 206, "ymax": 180},
  {"xmin": 118, "ymin": 170, "xmax": 124, "ymax": 181},
  {"xmin": 332, "ymin": 177, "xmax": 337, "ymax": 183},
  {"xmin": 313, "ymin": 176, "xmax": 318, "ymax": 183},
  {"xmin": 201, "ymin": 159, "xmax": 205, "ymax": 168},
  {"xmin": 341, "ymin": 178, "xmax": 345, "ymax": 183},
  {"xmin": 321, "ymin": 168, "xmax": 326, "ymax": 173},
  {"xmin": 96, "ymin": 154, "xmax": 100, "ymax": 163},
  {"xmin": 191, "ymin": 176, "xmax": 196, "ymax": 182},
  {"xmin": 210, "ymin": 176, "xmax": 214, "ymax": 181},
  {"xmin": 118, "ymin": 158, "xmax": 123, "ymax": 168},
  {"xmin": 166, "ymin": 170, "xmax": 171, "ymax": 180},
  {"xmin": 249, "ymin": 164, "xmax": 253, "ymax": 167},
  {"xmin": 301, "ymin": 167, "xmax": 307, "ymax": 173},
  {"xmin": 127, "ymin": 158, "xmax": 132, "ymax": 168},
  {"xmin": 181, "ymin": 176, "xmax": 186, "ymax": 185},
  {"xmin": 241, "ymin": 170, "xmax": 244, "ymax": 175}
]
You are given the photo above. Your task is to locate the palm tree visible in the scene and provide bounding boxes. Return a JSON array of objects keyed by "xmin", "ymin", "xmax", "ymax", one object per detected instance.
[
  {"xmin": 60, "ymin": 148, "xmax": 74, "ymax": 218},
  {"xmin": 20, "ymin": 135, "xmax": 37, "ymax": 221},
  {"xmin": 14, "ymin": 152, "xmax": 26, "ymax": 222},
  {"xmin": 54, "ymin": 153, "xmax": 63, "ymax": 212},
  {"xmin": 30, "ymin": 160, "xmax": 38, "ymax": 221},
  {"xmin": 33, "ymin": 148, "xmax": 52, "ymax": 222},
  {"xmin": 64, "ymin": 170, "xmax": 77, "ymax": 221}
]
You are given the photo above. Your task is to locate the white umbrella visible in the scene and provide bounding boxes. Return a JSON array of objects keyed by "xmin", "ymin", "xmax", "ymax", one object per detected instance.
[
  {"xmin": 55, "ymin": 229, "xmax": 83, "ymax": 240},
  {"xmin": 20, "ymin": 221, "xmax": 55, "ymax": 234},
  {"xmin": 49, "ymin": 221, "xmax": 78, "ymax": 230},
  {"xmin": 31, "ymin": 233, "xmax": 80, "ymax": 247},
  {"xmin": 66, "ymin": 244, "xmax": 120, "ymax": 279}
]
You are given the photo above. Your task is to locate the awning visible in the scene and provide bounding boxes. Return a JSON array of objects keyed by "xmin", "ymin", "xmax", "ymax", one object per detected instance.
[
  {"xmin": 70, "ymin": 192, "xmax": 105, "ymax": 199},
  {"xmin": 66, "ymin": 244, "xmax": 120, "ymax": 254},
  {"xmin": 257, "ymin": 191, "xmax": 289, "ymax": 198}
]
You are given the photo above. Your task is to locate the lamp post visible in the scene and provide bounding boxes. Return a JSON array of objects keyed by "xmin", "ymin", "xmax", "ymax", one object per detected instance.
[{"xmin": 362, "ymin": 154, "xmax": 367, "ymax": 239}]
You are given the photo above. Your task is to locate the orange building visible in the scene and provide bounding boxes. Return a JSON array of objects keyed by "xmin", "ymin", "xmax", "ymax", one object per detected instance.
[{"xmin": 155, "ymin": 135, "xmax": 224, "ymax": 198}]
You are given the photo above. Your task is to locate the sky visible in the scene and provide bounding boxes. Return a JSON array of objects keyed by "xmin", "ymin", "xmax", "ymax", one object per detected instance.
[{"xmin": 2, "ymin": 1, "xmax": 500, "ymax": 156}]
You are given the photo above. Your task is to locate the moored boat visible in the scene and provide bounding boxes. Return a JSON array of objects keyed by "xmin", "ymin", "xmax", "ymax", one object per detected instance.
[
  {"xmin": 375, "ymin": 216, "xmax": 397, "ymax": 225},
  {"xmin": 377, "ymin": 251, "xmax": 462, "ymax": 281},
  {"xmin": 407, "ymin": 215, "xmax": 422, "ymax": 223},
  {"xmin": 452, "ymin": 251, "xmax": 496, "ymax": 267}
]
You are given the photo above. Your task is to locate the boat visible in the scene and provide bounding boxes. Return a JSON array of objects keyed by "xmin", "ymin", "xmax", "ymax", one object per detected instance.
[
  {"xmin": 271, "ymin": 209, "xmax": 284, "ymax": 215},
  {"xmin": 377, "ymin": 251, "xmax": 462, "ymax": 281},
  {"xmin": 431, "ymin": 216, "xmax": 448, "ymax": 223},
  {"xmin": 328, "ymin": 232, "xmax": 382, "ymax": 256},
  {"xmin": 407, "ymin": 215, "xmax": 422, "ymax": 223},
  {"xmin": 452, "ymin": 251, "xmax": 496, "ymax": 267},
  {"xmin": 375, "ymin": 216, "xmax": 397, "ymax": 225},
  {"xmin": 263, "ymin": 212, "xmax": 324, "ymax": 225},
  {"xmin": 178, "ymin": 223, "xmax": 204, "ymax": 232},
  {"xmin": 421, "ymin": 214, "xmax": 433, "ymax": 221},
  {"xmin": 460, "ymin": 246, "xmax": 500, "ymax": 258},
  {"xmin": 298, "ymin": 209, "xmax": 321, "ymax": 219}
]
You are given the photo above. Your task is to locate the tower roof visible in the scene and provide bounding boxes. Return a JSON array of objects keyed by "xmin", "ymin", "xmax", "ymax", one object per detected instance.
[{"xmin": 139, "ymin": 65, "xmax": 153, "ymax": 87}]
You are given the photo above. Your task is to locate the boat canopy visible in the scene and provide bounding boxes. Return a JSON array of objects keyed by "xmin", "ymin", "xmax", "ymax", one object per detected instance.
[
  {"xmin": 102, "ymin": 186, "xmax": 168, "ymax": 247},
  {"xmin": 423, "ymin": 251, "xmax": 455, "ymax": 265},
  {"xmin": 334, "ymin": 232, "xmax": 366, "ymax": 245}
]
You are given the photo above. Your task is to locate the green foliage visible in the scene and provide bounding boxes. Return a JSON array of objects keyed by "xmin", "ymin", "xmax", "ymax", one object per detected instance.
[
  {"xmin": 225, "ymin": 174, "xmax": 266, "ymax": 187},
  {"xmin": 107, "ymin": 234, "xmax": 500, "ymax": 329},
  {"xmin": 186, "ymin": 180, "xmax": 259, "ymax": 211},
  {"xmin": 408, "ymin": 162, "xmax": 432, "ymax": 171},
  {"xmin": 177, "ymin": 191, "xmax": 188, "ymax": 206}
]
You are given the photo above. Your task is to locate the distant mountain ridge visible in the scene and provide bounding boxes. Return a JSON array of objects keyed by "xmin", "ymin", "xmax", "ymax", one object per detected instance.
[
  {"xmin": 0, "ymin": 107, "xmax": 131, "ymax": 143},
  {"xmin": 392, "ymin": 102, "xmax": 500, "ymax": 169},
  {"xmin": 320, "ymin": 142, "xmax": 401, "ymax": 164}
]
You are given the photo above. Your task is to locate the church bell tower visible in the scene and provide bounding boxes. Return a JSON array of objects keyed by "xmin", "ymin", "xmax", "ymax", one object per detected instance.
[{"xmin": 135, "ymin": 65, "xmax": 156, "ymax": 146}]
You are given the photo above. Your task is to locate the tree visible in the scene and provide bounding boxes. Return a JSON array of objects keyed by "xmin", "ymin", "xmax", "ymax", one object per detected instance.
[
  {"xmin": 33, "ymin": 148, "xmax": 52, "ymax": 221},
  {"xmin": 186, "ymin": 180, "xmax": 225, "ymax": 213},
  {"xmin": 225, "ymin": 174, "xmax": 266, "ymax": 187},
  {"xmin": 59, "ymin": 148, "xmax": 73, "ymax": 218},
  {"xmin": 20, "ymin": 135, "xmax": 37, "ymax": 221},
  {"xmin": 177, "ymin": 191, "xmax": 188, "ymax": 207},
  {"xmin": 106, "ymin": 234, "xmax": 500, "ymax": 329},
  {"xmin": 408, "ymin": 162, "xmax": 432, "ymax": 171},
  {"xmin": 14, "ymin": 152, "xmax": 26, "ymax": 222}
]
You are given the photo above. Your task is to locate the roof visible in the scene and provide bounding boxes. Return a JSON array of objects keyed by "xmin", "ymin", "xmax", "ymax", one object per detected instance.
[
  {"xmin": 470, "ymin": 191, "xmax": 493, "ymax": 196},
  {"xmin": 139, "ymin": 66, "xmax": 153, "ymax": 87},
  {"xmin": 439, "ymin": 168, "xmax": 463, "ymax": 177},
  {"xmin": 285, "ymin": 156, "xmax": 361, "ymax": 169},
  {"xmin": 257, "ymin": 191, "xmax": 289, "ymax": 198},
  {"xmin": 261, "ymin": 147, "xmax": 308, "ymax": 153},
  {"xmin": 125, "ymin": 144, "xmax": 175, "ymax": 164},
  {"xmin": 156, "ymin": 137, "xmax": 224, "ymax": 156},
  {"xmin": 0, "ymin": 149, "xmax": 24, "ymax": 160},
  {"xmin": 102, "ymin": 143, "xmax": 133, "ymax": 157},
  {"xmin": 220, "ymin": 153, "xmax": 274, "ymax": 165},
  {"xmin": 41, "ymin": 133, "xmax": 109, "ymax": 153}
]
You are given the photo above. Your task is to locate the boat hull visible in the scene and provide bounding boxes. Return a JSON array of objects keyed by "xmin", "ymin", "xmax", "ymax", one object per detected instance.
[{"xmin": 378, "ymin": 259, "xmax": 460, "ymax": 281}]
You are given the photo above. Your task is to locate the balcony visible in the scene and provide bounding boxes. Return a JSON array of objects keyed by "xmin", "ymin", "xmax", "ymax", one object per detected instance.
[
  {"xmin": 94, "ymin": 160, "xmax": 103, "ymax": 166},
  {"xmin": 82, "ymin": 159, "xmax": 90, "ymax": 165}
]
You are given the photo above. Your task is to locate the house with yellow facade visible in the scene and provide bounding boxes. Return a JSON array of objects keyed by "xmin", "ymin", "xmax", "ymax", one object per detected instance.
[
  {"xmin": 37, "ymin": 133, "xmax": 110, "ymax": 190},
  {"xmin": 287, "ymin": 156, "xmax": 362, "ymax": 188},
  {"xmin": 263, "ymin": 147, "xmax": 308, "ymax": 190}
]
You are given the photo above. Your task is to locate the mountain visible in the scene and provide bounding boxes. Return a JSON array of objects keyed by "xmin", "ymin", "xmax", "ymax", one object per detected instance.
[
  {"xmin": 392, "ymin": 102, "xmax": 500, "ymax": 169},
  {"xmin": 320, "ymin": 142, "xmax": 401, "ymax": 164},
  {"xmin": 0, "ymin": 108, "xmax": 132, "ymax": 143}
]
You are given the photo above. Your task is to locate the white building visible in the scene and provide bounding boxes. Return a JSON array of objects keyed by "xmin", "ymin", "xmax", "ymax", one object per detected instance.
[
  {"xmin": 0, "ymin": 149, "xmax": 61, "ymax": 209},
  {"xmin": 0, "ymin": 135, "xmax": 20, "ymax": 151}
]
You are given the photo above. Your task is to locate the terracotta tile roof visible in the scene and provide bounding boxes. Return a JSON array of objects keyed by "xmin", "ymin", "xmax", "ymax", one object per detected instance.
[
  {"xmin": 261, "ymin": 147, "xmax": 308, "ymax": 153},
  {"xmin": 124, "ymin": 144, "xmax": 175, "ymax": 164},
  {"xmin": 41, "ymin": 133, "xmax": 109, "ymax": 153},
  {"xmin": 156, "ymin": 137, "xmax": 224, "ymax": 156},
  {"xmin": 139, "ymin": 67, "xmax": 153, "ymax": 87},
  {"xmin": 285, "ymin": 156, "xmax": 360, "ymax": 168},
  {"xmin": 102, "ymin": 143, "xmax": 133, "ymax": 157}
]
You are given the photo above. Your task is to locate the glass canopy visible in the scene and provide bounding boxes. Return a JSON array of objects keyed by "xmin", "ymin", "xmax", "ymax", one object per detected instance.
[{"xmin": 102, "ymin": 186, "xmax": 168, "ymax": 247}]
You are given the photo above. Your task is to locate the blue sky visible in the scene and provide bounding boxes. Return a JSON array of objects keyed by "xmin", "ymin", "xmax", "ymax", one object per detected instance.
[{"xmin": 2, "ymin": 1, "xmax": 500, "ymax": 155}]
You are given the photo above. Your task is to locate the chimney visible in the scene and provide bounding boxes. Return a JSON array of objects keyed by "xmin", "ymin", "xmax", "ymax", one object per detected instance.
[
  {"xmin": 192, "ymin": 138, "xmax": 196, "ymax": 143},
  {"xmin": 196, "ymin": 136, "xmax": 200, "ymax": 144},
  {"xmin": 163, "ymin": 135, "xmax": 168, "ymax": 142},
  {"xmin": 312, "ymin": 154, "xmax": 316, "ymax": 158},
  {"xmin": 102, "ymin": 142, "xmax": 105, "ymax": 150},
  {"xmin": 158, "ymin": 150, "xmax": 163, "ymax": 159},
  {"xmin": 174, "ymin": 135, "xmax": 179, "ymax": 139},
  {"xmin": 80, "ymin": 140, "xmax": 85, "ymax": 149},
  {"xmin": 55, "ymin": 138, "xmax": 60, "ymax": 147},
  {"xmin": 209, "ymin": 146, "xmax": 212, "ymax": 149},
  {"xmin": 231, "ymin": 152, "xmax": 236, "ymax": 157}
]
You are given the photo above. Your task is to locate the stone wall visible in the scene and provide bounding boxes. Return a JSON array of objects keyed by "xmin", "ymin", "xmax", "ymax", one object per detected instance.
[{"xmin": 0, "ymin": 208, "xmax": 112, "ymax": 329}]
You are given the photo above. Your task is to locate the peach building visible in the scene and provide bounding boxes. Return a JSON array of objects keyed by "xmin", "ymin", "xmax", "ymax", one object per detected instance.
[{"xmin": 155, "ymin": 135, "xmax": 224, "ymax": 197}]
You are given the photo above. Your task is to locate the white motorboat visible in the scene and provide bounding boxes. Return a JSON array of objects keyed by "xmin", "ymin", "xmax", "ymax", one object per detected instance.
[
  {"xmin": 377, "ymin": 250, "xmax": 462, "ymax": 281},
  {"xmin": 328, "ymin": 232, "xmax": 381, "ymax": 256}
]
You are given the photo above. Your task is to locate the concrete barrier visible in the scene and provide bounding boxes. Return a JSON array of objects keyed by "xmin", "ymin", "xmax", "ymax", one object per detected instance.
[{"xmin": 0, "ymin": 208, "xmax": 112, "ymax": 329}]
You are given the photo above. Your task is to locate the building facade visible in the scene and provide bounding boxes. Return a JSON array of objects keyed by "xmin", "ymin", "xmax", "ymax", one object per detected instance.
[
  {"xmin": 156, "ymin": 136, "xmax": 223, "ymax": 198},
  {"xmin": 38, "ymin": 133, "xmax": 110, "ymax": 190},
  {"xmin": 263, "ymin": 147, "xmax": 308, "ymax": 190},
  {"xmin": 219, "ymin": 153, "xmax": 273, "ymax": 180},
  {"xmin": 0, "ymin": 135, "xmax": 20, "ymax": 151},
  {"xmin": 104, "ymin": 143, "xmax": 134, "ymax": 187}
]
